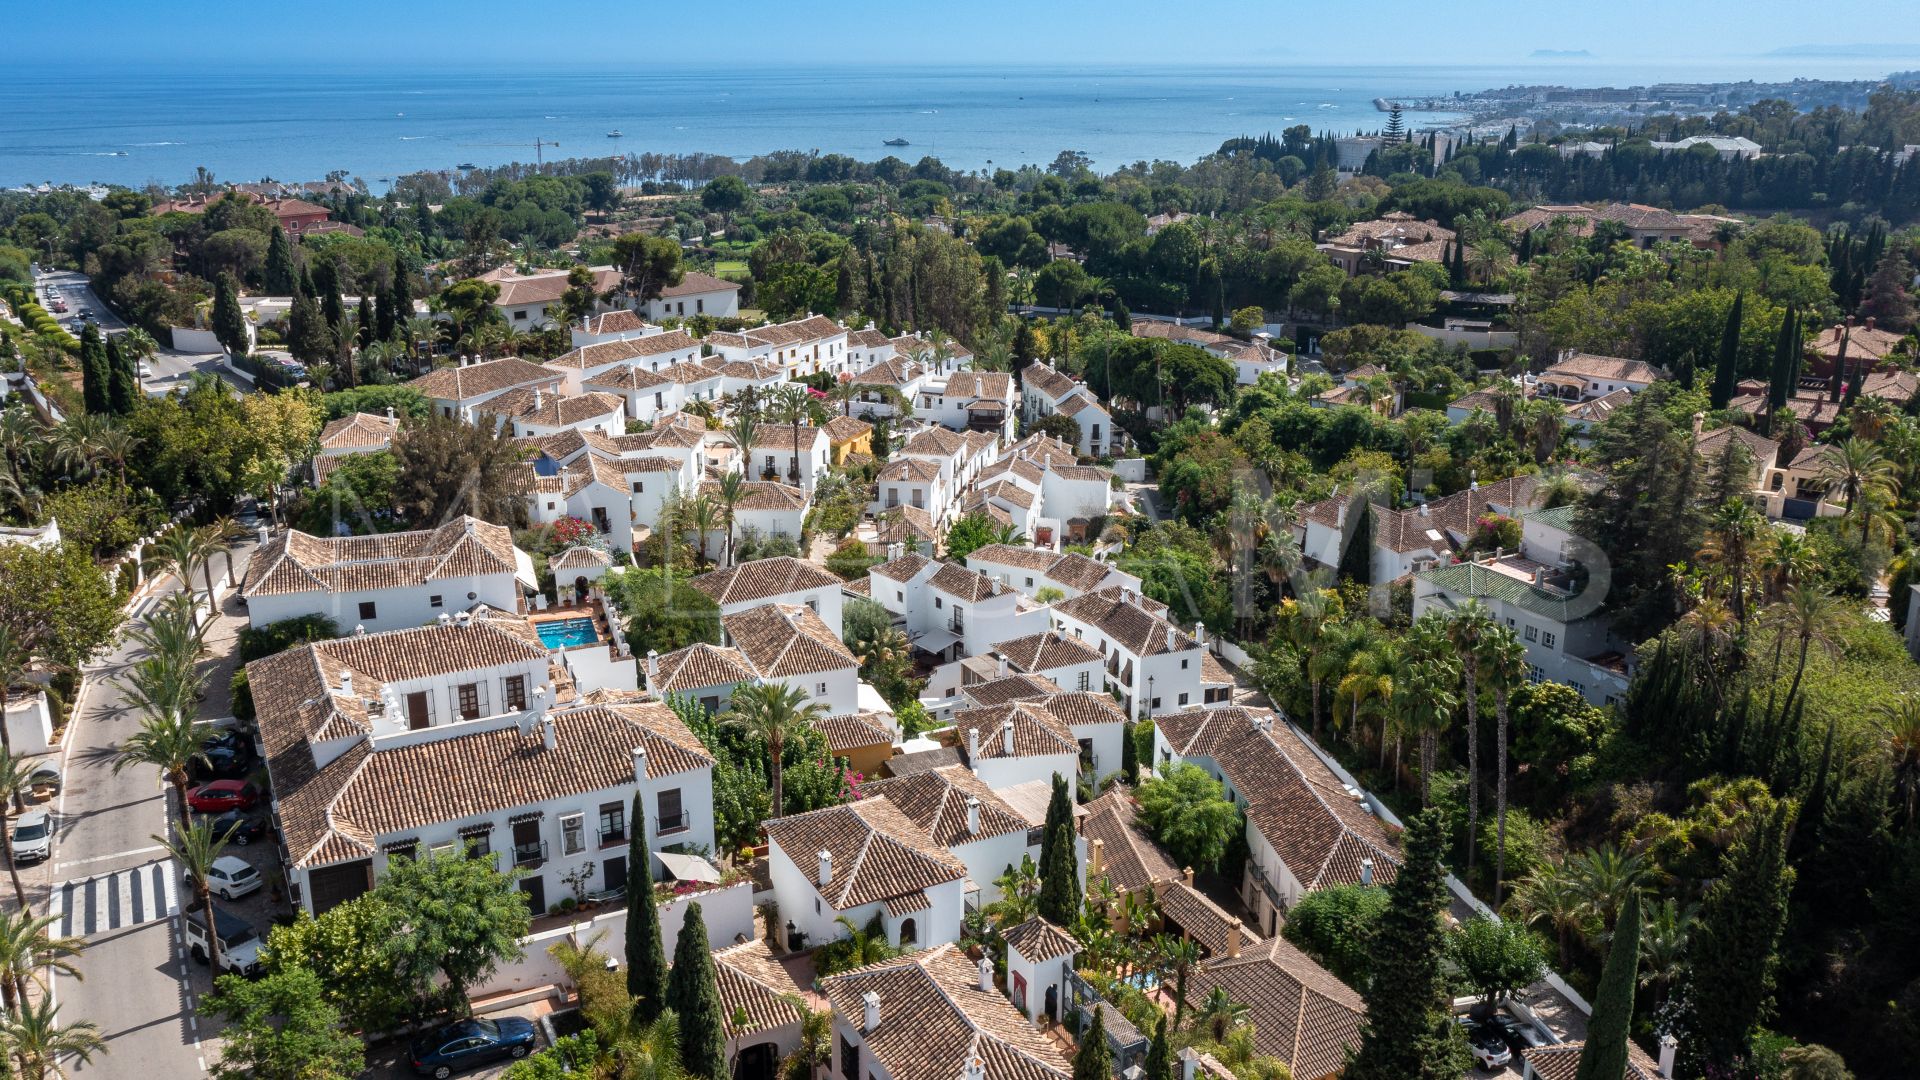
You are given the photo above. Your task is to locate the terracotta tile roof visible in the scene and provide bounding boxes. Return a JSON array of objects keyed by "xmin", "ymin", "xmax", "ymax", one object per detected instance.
[
  {"xmin": 901, "ymin": 427, "xmax": 969, "ymax": 457},
  {"xmin": 477, "ymin": 387, "xmax": 625, "ymax": 427},
  {"xmin": 520, "ymin": 428, "xmax": 617, "ymax": 463},
  {"xmin": 1502, "ymin": 204, "xmax": 1597, "ymax": 236},
  {"xmin": 852, "ymin": 357, "xmax": 927, "ymax": 388},
  {"xmin": 960, "ymin": 673, "xmax": 1063, "ymax": 708},
  {"xmin": 861, "ymin": 765, "xmax": 1029, "ymax": 845},
  {"xmin": 969, "ymin": 481, "xmax": 1035, "ymax": 511},
  {"xmin": 987, "ymin": 631, "xmax": 1102, "ymax": 673},
  {"xmin": 714, "ymin": 940, "xmax": 805, "ymax": 1038},
  {"xmin": 318, "ymin": 412, "xmax": 399, "ymax": 451},
  {"xmin": 1446, "ymin": 388, "xmax": 1502, "ymax": 414},
  {"xmin": 878, "ymin": 458, "xmax": 943, "ymax": 484},
  {"xmin": 1051, "ymin": 591, "xmax": 1198, "ymax": 656},
  {"xmin": 550, "ymin": 546, "xmax": 613, "ymax": 571},
  {"xmin": 1324, "ymin": 213, "xmax": 1455, "ymax": 248},
  {"xmin": 814, "ymin": 711, "xmax": 895, "ymax": 753},
  {"xmin": 482, "ymin": 266, "xmax": 623, "ymax": 308},
  {"xmin": 951, "ymin": 692, "xmax": 1122, "ymax": 762},
  {"xmin": 651, "ymin": 643, "xmax": 757, "ymax": 694},
  {"xmin": 553, "ymin": 329, "xmax": 700, "ymax": 371},
  {"xmin": 1080, "ymin": 788, "xmax": 1182, "ymax": 892},
  {"xmin": 1002, "ymin": 917, "xmax": 1080, "ymax": 961},
  {"xmin": 697, "ymin": 479, "xmax": 807, "ymax": 511},
  {"xmin": 691, "ymin": 556, "xmax": 842, "ymax": 606},
  {"xmin": 962, "ymin": 430, "xmax": 1000, "ymax": 457},
  {"xmin": 1021, "ymin": 362, "xmax": 1078, "ymax": 400},
  {"xmin": 579, "ymin": 310, "xmax": 652, "ymax": 336},
  {"xmin": 1200, "ymin": 652, "xmax": 1233, "ymax": 687},
  {"xmin": 942, "ymin": 371, "xmax": 1014, "ymax": 401},
  {"xmin": 581, "ymin": 366, "xmax": 671, "ymax": 393},
  {"xmin": 874, "ymin": 505, "xmax": 938, "ymax": 544},
  {"xmin": 1524, "ymin": 1040, "xmax": 1662, "ymax": 1080},
  {"xmin": 722, "ymin": 604, "xmax": 856, "ymax": 678},
  {"xmin": 1593, "ymin": 202, "xmax": 1685, "ymax": 231},
  {"xmin": 1056, "ymin": 393, "xmax": 1102, "ymax": 419},
  {"xmin": 751, "ymin": 425, "xmax": 826, "ymax": 452},
  {"xmin": 659, "ymin": 270, "xmax": 741, "ymax": 298},
  {"xmin": 928, "ymin": 562, "xmax": 1001, "ymax": 603},
  {"xmin": 1158, "ymin": 881, "xmax": 1260, "ymax": 957},
  {"xmin": 871, "ymin": 552, "xmax": 934, "ymax": 583},
  {"xmin": 617, "ymin": 423, "xmax": 708, "ymax": 451},
  {"xmin": 959, "ymin": 497, "xmax": 1017, "ymax": 529},
  {"xmin": 1001, "ymin": 433, "xmax": 1078, "ymax": 466},
  {"xmin": 1157, "ymin": 707, "xmax": 1401, "ymax": 890},
  {"xmin": 1187, "ymin": 936, "xmax": 1365, "ymax": 1080},
  {"xmin": 966, "ymin": 544, "xmax": 1056, "ymax": 572},
  {"xmin": 824, "ymin": 415, "xmax": 873, "ymax": 444},
  {"xmin": 820, "ymin": 945, "xmax": 1072, "ymax": 1080},
  {"xmin": 242, "ymin": 517, "xmax": 523, "ymax": 599},
  {"xmin": 1567, "ymin": 388, "xmax": 1632, "ymax": 423},
  {"xmin": 407, "ymin": 357, "xmax": 562, "ymax": 402},
  {"xmin": 1544, "ymin": 353, "xmax": 1659, "ymax": 384},
  {"xmin": 969, "ymin": 546, "xmax": 1114, "ymax": 593},
  {"xmin": 1727, "ymin": 392, "xmax": 1844, "ymax": 427},
  {"xmin": 1693, "ymin": 424, "xmax": 1779, "ymax": 468},
  {"xmin": 1302, "ymin": 474, "xmax": 1539, "ymax": 557},
  {"xmin": 764, "ymin": 799, "xmax": 965, "ymax": 909},
  {"xmin": 847, "ymin": 328, "xmax": 893, "ymax": 348}
]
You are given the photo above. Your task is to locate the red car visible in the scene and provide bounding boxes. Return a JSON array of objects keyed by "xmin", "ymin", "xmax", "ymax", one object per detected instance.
[{"xmin": 187, "ymin": 780, "xmax": 259, "ymax": 813}]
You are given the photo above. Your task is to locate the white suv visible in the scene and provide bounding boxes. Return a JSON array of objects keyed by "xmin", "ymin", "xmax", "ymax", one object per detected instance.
[
  {"xmin": 190, "ymin": 856, "xmax": 263, "ymax": 900},
  {"xmin": 11, "ymin": 812, "xmax": 52, "ymax": 865}
]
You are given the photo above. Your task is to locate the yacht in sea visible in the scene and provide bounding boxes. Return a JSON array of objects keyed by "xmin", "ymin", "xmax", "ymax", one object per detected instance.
[
  {"xmin": 884, "ymin": 137, "xmax": 910, "ymax": 146},
  {"xmin": 607, "ymin": 130, "xmax": 623, "ymax": 138}
]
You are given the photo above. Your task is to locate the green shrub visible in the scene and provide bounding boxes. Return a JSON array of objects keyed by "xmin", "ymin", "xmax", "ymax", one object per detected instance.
[
  {"xmin": 238, "ymin": 615, "xmax": 343, "ymax": 663},
  {"xmin": 230, "ymin": 668, "xmax": 254, "ymax": 723}
]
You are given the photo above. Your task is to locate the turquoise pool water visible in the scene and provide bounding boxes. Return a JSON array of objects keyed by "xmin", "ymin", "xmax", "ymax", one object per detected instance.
[{"xmin": 536, "ymin": 617, "xmax": 600, "ymax": 649}]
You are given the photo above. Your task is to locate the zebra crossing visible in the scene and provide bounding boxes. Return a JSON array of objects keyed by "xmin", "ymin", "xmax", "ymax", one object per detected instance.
[{"xmin": 48, "ymin": 860, "xmax": 181, "ymax": 938}]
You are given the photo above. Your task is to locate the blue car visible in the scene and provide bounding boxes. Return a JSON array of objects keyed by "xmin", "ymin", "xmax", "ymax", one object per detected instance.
[{"xmin": 410, "ymin": 1017, "xmax": 535, "ymax": 1078}]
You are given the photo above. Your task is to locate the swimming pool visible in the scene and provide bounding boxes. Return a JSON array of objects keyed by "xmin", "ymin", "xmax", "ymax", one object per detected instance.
[{"xmin": 536, "ymin": 617, "xmax": 601, "ymax": 649}]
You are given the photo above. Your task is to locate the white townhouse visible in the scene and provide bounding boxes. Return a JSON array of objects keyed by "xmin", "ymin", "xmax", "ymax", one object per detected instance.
[
  {"xmin": 643, "ymin": 271, "xmax": 741, "ymax": 322},
  {"xmin": 713, "ymin": 941, "xmax": 809, "ymax": 1080},
  {"xmin": 1295, "ymin": 474, "xmax": 1540, "ymax": 586},
  {"xmin": 312, "ymin": 411, "xmax": 399, "ymax": 484},
  {"xmin": 875, "ymin": 457, "xmax": 953, "ymax": 526},
  {"xmin": 588, "ymin": 356, "xmax": 787, "ymax": 426},
  {"xmin": 892, "ymin": 333, "xmax": 972, "ymax": 379},
  {"xmin": 821, "ymin": 947, "xmax": 1073, "ymax": 1080},
  {"xmin": 847, "ymin": 357, "xmax": 932, "ymax": 419},
  {"xmin": 517, "ymin": 424, "xmax": 713, "ymax": 554},
  {"xmin": 965, "ymin": 544, "xmax": 1139, "ymax": 602},
  {"xmin": 1130, "ymin": 319, "xmax": 1286, "ymax": 385},
  {"xmin": 475, "ymin": 386, "xmax": 627, "ymax": 440},
  {"xmin": 550, "ymin": 329, "xmax": 703, "ymax": 396},
  {"xmin": 1049, "ymin": 587, "xmax": 1206, "ymax": 719},
  {"xmin": 971, "ymin": 434, "xmax": 1120, "ymax": 545},
  {"xmin": 241, "ymin": 517, "xmax": 536, "ymax": 633},
  {"xmin": 248, "ymin": 610, "xmax": 715, "ymax": 915},
  {"xmin": 695, "ymin": 479, "xmax": 809, "ymax": 552},
  {"xmin": 708, "ymin": 315, "xmax": 848, "ymax": 378},
  {"xmin": 865, "ymin": 554, "xmax": 1050, "ymax": 664},
  {"xmin": 477, "ymin": 265, "xmax": 625, "ymax": 330},
  {"xmin": 916, "ymin": 371, "xmax": 1016, "ymax": 440},
  {"xmin": 1529, "ymin": 351, "xmax": 1661, "ymax": 403},
  {"xmin": 861, "ymin": 766, "xmax": 1057, "ymax": 906},
  {"xmin": 897, "ymin": 426, "xmax": 1000, "ymax": 495},
  {"xmin": 928, "ymin": 630, "xmax": 1105, "ymax": 705},
  {"xmin": 689, "ymin": 556, "xmax": 846, "ymax": 634},
  {"xmin": 1154, "ymin": 706, "xmax": 1401, "ymax": 941},
  {"xmin": 843, "ymin": 328, "xmax": 896, "ymax": 373},
  {"xmin": 406, "ymin": 356, "xmax": 566, "ymax": 423},
  {"xmin": 1020, "ymin": 361, "xmax": 1118, "ymax": 458},
  {"xmin": 949, "ymin": 690, "xmax": 1128, "ymax": 790},
  {"xmin": 720, "ymin": 604, "xmax": 863, "ymax": 716},
  {"xmin": 763, "ymin": 798, "xmax": 967, "ymax": 951},
  {"xmin": 748, "ymin": 425, "xmax": 832, "ymax": 493},
  {"xmin": 569, "ymin": 309, "xmax": 659, "ymax": 349}
]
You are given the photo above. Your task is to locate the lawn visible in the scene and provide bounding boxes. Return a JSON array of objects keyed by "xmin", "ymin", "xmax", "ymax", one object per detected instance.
[{"xmin": 713, "ymin": 259, "xmax": 749, "ymax": 276}]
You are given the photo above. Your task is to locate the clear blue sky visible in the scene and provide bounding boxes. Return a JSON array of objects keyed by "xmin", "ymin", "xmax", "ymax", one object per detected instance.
[{"xmin": 16, "ymin": 1, "xmax": 1920, "ymax": 66}]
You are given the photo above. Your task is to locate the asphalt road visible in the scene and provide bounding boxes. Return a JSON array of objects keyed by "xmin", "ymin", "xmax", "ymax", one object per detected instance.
[
  {"xmin": 27, "ymin": 531, "xmax": 266, "ymax": 1079},
  {"xmin": 31, "ymin": 265, "xmax": 251, "ymax": 396}
]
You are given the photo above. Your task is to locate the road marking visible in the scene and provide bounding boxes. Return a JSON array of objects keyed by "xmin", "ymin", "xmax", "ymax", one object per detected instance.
[
  {"xmin": 51, "ymin": 860, "xmax": 180, "ymax": 938},
  {"xmin": 53, "ymin": 844, "xmax": 170, "ymax": 871}
]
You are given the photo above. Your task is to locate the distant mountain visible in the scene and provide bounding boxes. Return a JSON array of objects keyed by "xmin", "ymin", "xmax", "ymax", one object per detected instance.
[
  {"xmin": 1530, "ymin": 49, "xmax": 1594, "ymax": 59},
  {"xmin": 1767, "ymin": 43, "xmax": 1920, "ymax": 58}
]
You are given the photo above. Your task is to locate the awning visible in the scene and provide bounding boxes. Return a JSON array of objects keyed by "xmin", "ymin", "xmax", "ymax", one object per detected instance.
[
  {"xmin": 911, "ymin": 629, "xmax": 959, "ymax": 656},
  {"xmin": 514, "ymin": 548, "xmax": 540, "ymax": 592},
  {"xmin": 654, "ymin": 851, "xmax": 721, "ymax": 884}
]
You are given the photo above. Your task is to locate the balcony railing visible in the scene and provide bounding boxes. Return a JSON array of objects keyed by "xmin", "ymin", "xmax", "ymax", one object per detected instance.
[
  {"xmin": 513, "ymin": 840, "xmax": 548, "ymax": 868},
  {"xmin": 657, "ymin": 811, "xmax": 690, "ymax": 834},
  {"xmin": 598, "ymin": 828, "xmax": 627, "ymax": 850}
]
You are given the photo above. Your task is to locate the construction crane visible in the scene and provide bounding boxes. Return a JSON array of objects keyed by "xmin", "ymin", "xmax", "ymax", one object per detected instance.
[
  {"xmin": 532, "ymin": 138, "xmax": 560, "ymax": 165},
  {"xmin": 456, "ymin": 137, "xmax": 562, "ymax": 166}
]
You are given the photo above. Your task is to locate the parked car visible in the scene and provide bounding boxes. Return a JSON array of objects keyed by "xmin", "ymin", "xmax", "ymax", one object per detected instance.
[
  {"xmin": 1462, "ymin": 1020, "xmax": 1513, "ymax": 1071},
  {"xmin": 185, "ymin": 855, "xmax": 263, "ymax": 900},
  {"xmin": 49, "ymin": 300, "xmax": 66, "ymax": 313},
  {"xmin": 189, "ymin": 745, "xmax": 255, "ymax": 782},
  {"xmin": 409, "ymin": 1017, "xmax": 536, "ymax": 1078},
  {"xmin": 184, "ymin": 905, "xmax": 264, "ymax": 977},
  {"xmin": 137, "ymin": 360, "xmax": 153, "ymax": 378},
  {"xmin": 11, "ymin": 812, "xmax": 52, "ymax": 865},
  {"xmin": 186, "ymin": 780, "xmax": 259, "ymax": 813},
  {"xmin": 203, "ymin": 731, "xmax": 253, "ymax": 756},
  {"xmin": 1481, "ymin": 1015, "xmax": 1541, "ymax": 1057},
  {"xmin": 199, "ymin": 810, "xmax": 269, "ymax": 846}
]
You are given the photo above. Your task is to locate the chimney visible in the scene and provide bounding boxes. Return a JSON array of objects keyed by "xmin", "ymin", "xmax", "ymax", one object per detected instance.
[
  {"xmin": 339, "ymin": 670, "xmax": 353, "ymax": 696},
  {"xmin": 1225, "ymin": 917, "xmax": 1243, "ymax": 959},
  {"xmin": 818, "ymin": 849, "xmax": 834, "ymax": 888},
  {"xmin": 541, "ymin": 715, "xmax": 557, "ymax": 751},
  {"xmin": 1418, "ymin": 500, "xmax": 1429, "ymax": 517},
  {"xmin": 646, "ymin": 649, "xmax": 660, "ymax": 684},
  {"xmin": 1089, "ymin": 838, "xmax": 1105, "ymax": 877},
  {"xmin": 977, "ymin": 955, "xmax": 994, "ymax": 992},
  {"xmin": 1361, "ymin": 858, "xmax": 1374, "ymax": 886},
  {"xmin": 861, "ymin": 990, "xmax": 880, "ymax": 1033},
  {"xmin": 1179, "ymin": 1049, "xmax": 1199, "ymax": 1080},
  {"xmin": 962, "ymin": 1057, "xmax": 985, "ymax": 1080},
  {"xmin": 966, "ymin": 796, "xmax": 981, "ymax": 835},
  {"xmin": 1112, "ymin": 887, "xmax": 1130, "ymax": 934},
  {"xmin": 354, "ymin": 623, "xmax": 366, "ymax": 636},
  {"xmin": 632, "ymin": 745, "xmax": 649, "ymax": 782},
  {"xmin": 1166, "ymin": 626, "xmax": 1177, "ymax": 652},
  {"xmin": 385, "ymin": 405, "xmax": 395, "ymax": 420},
  {"xmin": 1002, "ymin": 718, "xmax": 1015, "ymax": 755},
  {"xmin": 1192, "ymin": 621, "xmax": 1205, "ymax": 647},
  {"xmin": 968, "ymin": 726, "xmax": 981, "ymax": 761},
  {"xmin": 1866, "ymin": 316, "xmax": 1876, "ymax": 332},
  {"xmin": 1658, "ymin": 1034, "xmax": 1678, "ymax": 1078},
  {"xmin": 1532, "ymin": 568, "xmax": 1545, "ymax": 586},
  {"xmin": 533, "ymin": 386, "xmax": 543, "ymax": 410},
  {"xmin": 1183, "ymin": 866, "xmax": 1195, "ymax": 887},
  {"xmin": 996, "ymin": 654, "xmax": 1008, "ymax": 678}
]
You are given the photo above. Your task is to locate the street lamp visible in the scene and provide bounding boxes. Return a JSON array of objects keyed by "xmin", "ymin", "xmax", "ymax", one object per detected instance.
[{"xmin": 1146, "ymin": 675, "xmax": 1156, "ymax": 716}]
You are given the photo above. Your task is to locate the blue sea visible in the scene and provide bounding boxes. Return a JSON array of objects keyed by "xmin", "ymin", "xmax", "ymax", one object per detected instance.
[{"xmin": 0, "ymin": 59, "xmax": 1900, "ymax": 190}]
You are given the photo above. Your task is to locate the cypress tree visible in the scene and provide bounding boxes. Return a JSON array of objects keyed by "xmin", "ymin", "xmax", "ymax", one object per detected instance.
[
  {"xmin": 625, "ymin": 793, "xmax": 670, "ymax": 1023},
  {"xmin": 1120, "ymin": 719, "xmax": 1139, "ymax": 786},
  {"xmin": 1037, "ymin": 773, "xmax": 1080, "ymax": 925},
  {"xmin": 105, "ymin": 336, "xmax": 136, "ymax": 416},
  {"xmin": 1575, "ymin": 893, "xmax": 1642, "ymax": 1080},
  {"xmin": 299, "ymin": 264, "xmax": 316, "ymax": 301},
  {"xmin": 1112, "ymin": 298, "xmax": 1131, "ymax": 333},
  {"xmin": 389, "ymin": 265, "xmax": 414, "ymax": 337},
  {"xmin": 316, "ymin": 258, "xmax": 346, "ymax": 336},
  {"xmin": 1144, "ymin": 1014, "xmax": 1174, "ymax": 1080},
  {"xmin": 1339, "ymin": 493, "xmax": 1375, "ymax": 586},
  {"xmin": 1709, "ymin": 291, "xmax": 1744, "ymax": 410},
  {"xmin": 666, "ymin": 902, "xmax": 727, "ymax": 1080},
  {"xmin": 78, "ymin": 322, "xmax": 108, "ymax": 414},
  {"xmin": 213, "ymin": 272, "xmax": 249, "ymax": 358},
  {"xmin": 263, "ymin": 225, "xmax": 296, "ymax": 296},
  {"xmin": 286, "ymin": 292, "xmax": 331, "ymax": 367},
  {"xmin": 1346, "ymin": 809, "xmax": 1471, "ymax": 1080},
  {"xmin": 1680, "ymin": 800, "xmax": 1797, "ymax": 1074},
  {"xmin": 1767, "ymin": 308, "xmax": 1797, "ymax": 413},
  {"xmin": 357, "ymin": 294, "xmax": 375, "ymax": 350},
  {"xmin": 1072, "ymin": 1006, "xmax": 1113, "ymax": 1080}
]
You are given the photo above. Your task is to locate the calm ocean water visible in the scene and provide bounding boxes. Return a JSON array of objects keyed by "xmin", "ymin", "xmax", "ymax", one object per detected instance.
[{"xmin": 0, "ymin": 60, "xmax": 1899, "ymax": 189}]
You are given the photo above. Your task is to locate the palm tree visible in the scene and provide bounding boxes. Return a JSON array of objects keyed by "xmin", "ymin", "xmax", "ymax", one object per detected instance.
[
  {"xmin": 722, "ymin": 682, "xmax": 827, "ymax": 820},
  {"xmin": 145, "ymin": 525, "xmax": 220, "ymax": 629},
  {"xmin": 49, "ymin": 417, "xmax": 107, "ymax": 483},
  {"xmin": 686, "ymin": 495, "xmax": 719, "ymax": 567},
  {"xmin": 1532, "ymin": 468, "xmax": 1583, "ymax": 510},
  {"xmin": 1818, "ymin": 437, "xmax": 1898, "ymax": 549},
  {"xmin": 983, "ymin": 855, "xmax": 1041, "ymax": 928},
  {"xmin": 1445, "ymin": 601, "xmax": 1497, "ymax": 877},
  {"xmin": 113, "ymin": 711, "xmax": 210, "ymax": 820},
  {"xmin": 768, "ymin": 385, "xmax": 813, "ymax": 487},
  {"xmin": 727, "ymin": 413, "xmax": 760, "ymax": 480},
  {"xmin": 1637, "ymin": 898, "xmax": 1693, "ymax": 1008},
  {"xmin": 92, "ymin": 427, "xmax": 138, "ymax": 488},
  {"xmin": 1769, "ymin": 583, "xmax": 1844, "ymax": 721},
  {"xmin": 1480, "ymin": 627, "xmax": 1529, "ymax": 906},
  {"xmin": 1281, "ymin": 589, "xmax": 1339, "ymax": 737},
  {"xmin": 1522, "ymin": 398, "xmax": 1566, "ymax": 466},
  {"xmin": 0, "ymin": 409, "xmax": 42, "ymax": 485},
  {"xmin": 1566, "ymin": 845, "xmax": 1645, "ymax": 935},
  {"xmin": 0, "ymin": 910, "xmax": 85, "ymax": 1014},
  {"xmin": 1334, "ymin": 642, "xmax": 1395, "ymax": 754},
  {"xmin": 1396, "ymin": 617, "xmax": 1459, "ymax": 807},
  {"xmin": 1190, "ymin": 986, "xmax": 1250, "ymax": 1042},
  {"xmin": 120, "ymin": 327, "xmax": 158, "ymax": 369},
  {"xmin": 715, "ymin": 473, "xmax": 746, "ymax": 567},
  {"xmin": 3, "ymin": 998, "xmax": 105, "ymax": 1080},
  {"xmin": 1880, "ymin": 697, "xmax": 1920, "ymax": 828},
  {"xmin": 1161, "ymin": 935, "xmax": 1202, "ymax": 1024},
  {"xmin": 1701, "ymin": 500, "xmax": 1764, "ymax": 627},
  {"xmin": 153, "ymin": 820, "xmax": 235, "ymax": 974},
  {"xmin": 1507, "ymin": 862, "xmax": 1585, "ymax": 970}
]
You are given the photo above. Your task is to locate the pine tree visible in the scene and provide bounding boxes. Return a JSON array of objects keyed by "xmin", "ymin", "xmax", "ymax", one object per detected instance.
[
  {"xmin": 286, "ymin": 292, "xmax": 331, "ymax": 367},
  {"xmin": 1384, "ymin": 106, "xmax": 1406, "ymax": 141},
  {"xmin": 1346, "ymin": 809, "xmax": 1472, "ymax": 1080},
  {"xmin": 105, "ymin": 335, "xmax": 136, "ymax": 416},
  {"xmin": 264, "ymin": 225, "xmax": 296, "ymax": 296},
  {"xmin": 625, "ymin": 793, "xmax": 670, "ymax": 1023},
  {"xmin": 1037, "ymin": 773, "xmax": 1080, "ymax": 925},
  {"xmin": 1709, "ymin": 291, "xmax": 1744, "ymax": 410},
  {"xmin": 1144, "ymin": 1014, "xmax": 1174, "ymax": 1080},
  {"xmin": 213, "ymin": 272, "xmax": 249, "ymax": 358},
  {"xmin": 1575, "ymin": 893, "xmax": 1642, "ymax": 1080},
  {"xmin": 78, "ymin": 322, "xmax": 108, "ymax": 414},
  {"xmin": 666, "ymin": 902, "xmax": 727, "ymax": 1079},
  {"xmin": 1073, "ymin": 1007, "xmax": 1113, "ymax": 1080},
  {"xmin": 1680, "ymin": 799, "xmax": 1797, "ymax": 1074},
  {"xmin": 1859, "ymin": 250, "xmax": 1916, "ymax": 332}
]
